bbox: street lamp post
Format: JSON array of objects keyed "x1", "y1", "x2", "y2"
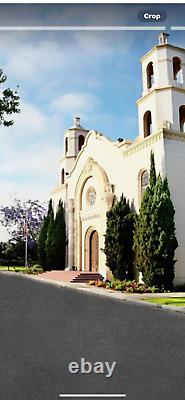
[
  {"x1": 25, "y1": 222, "x2": 28, "y2": 268},
  {"x1": 23, "y1": 212, "x2": 28, "y2": 268}
]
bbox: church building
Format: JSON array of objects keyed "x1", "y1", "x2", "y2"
[{"x1": 52, "y1": 33, "x2": 185, "y2": 285}]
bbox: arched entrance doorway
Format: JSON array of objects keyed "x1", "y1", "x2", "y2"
[
  {"x1": 89, "y1": 230, "x2": 99, "y2": 272},
  {"x1": 84, "y1": 228, "x2": 99, "y2": 272}
]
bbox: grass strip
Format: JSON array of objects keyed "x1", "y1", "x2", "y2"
[{"x1": 143, "y1": 297, "x2": 185, "y2": 306}]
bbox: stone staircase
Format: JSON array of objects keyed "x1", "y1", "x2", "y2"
[
  {"x1": 36, "y1": 270, "x2": 103, "y2": 284},
  {"x1": 71, "y1": 272, "x2": 103, "y2": 283}
]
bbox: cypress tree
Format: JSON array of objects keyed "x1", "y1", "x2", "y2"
[
  {"x1": 134, "y1": 152, "x2": 178, "y2": 290},
  {"x1": 149, "y1": 151, "x2": 156, "y2": 188},
  {"x1": 148, "y1": 176, "x2": 178, "y2": 290},
  {"x1": 53, "y1": 200, "x2": 66, "y2": 269},
  {"x1": 45, "y1": 202, "x2": 55, "y2": 270},
  {"x1": 38, "y1": 199, "x2": 53, "y2": 270},
  {"x1": 133, "y1": 186, "x2": 152, "y2": 281},
  {"x1": 104, "y1": 194, "x2": 135, "y2": 280},
  {"x1": 134, "y1": 151, "x2": 156, "y2": 281}
]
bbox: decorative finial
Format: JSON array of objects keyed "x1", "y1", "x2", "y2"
[
  {"x1": 158, "y1": 32, "x2": 169, "y2": 45},
  {"x1": 69, "y1": 116, "x2": 84, "y2": 130},
  {"x1": 74, "y1": 116, "x2": 81, "y2": 127}
]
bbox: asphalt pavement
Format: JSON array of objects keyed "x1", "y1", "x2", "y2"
[{"x1": 0, "y1": 273, "x2": 185, "y2": 400}]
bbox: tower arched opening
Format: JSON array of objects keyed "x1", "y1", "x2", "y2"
[
  {"x1": 65, "y1": 137, "x2": 68, "y2": 154},
  {"x1": 78, "y1": 135, "x2": 85, "y2": 151},
  {"x1": 146, "y1": 62, "x2": 154, "y2": 89},
  {"x1": 61, "y1": 168, "x2": 65, "y2": 185},
  {"x1": 179, "y1": 105, "x2": 185, "y2": 132},
  {"x1": 143, "y1": 111, "x2": 152, "y2": 137},
  {"x1": 173, "y1": 57, "x2": 183, "y2": 84}
]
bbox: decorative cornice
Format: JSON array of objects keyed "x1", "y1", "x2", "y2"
[
  {"x1": 80, "y1": 208, "x2": 100, "y2": 221},
  {"x1": 137, "y1": 85, "x2": 185, "y2": 104},
  {"x1": 140, "y1": 43, "x2": 185, "y2": 63},
  {"x1": 163, "y1": 129, "x2": 185, "y2": 141},
  {"x1": 123, "y1": 130, "x2": 163, "y2": 157},
  {"x1": 123, "y1": 129, "x2": 185, "y2": 157}
]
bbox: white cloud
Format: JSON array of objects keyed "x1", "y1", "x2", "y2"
[
  {"x1": 5, "y1": 40, "x2": 69, "y2": 81},
  {"x1": 0, "y1": 99, "x2": 62, "y2": 193},
  {"x1": 0, "y1": 143, "x2": 61, "y2": 177},
  {"x1": 12, "y1": 101, "x2": 48, "y2": 136},
  {"x1": 0, "y1": 93, "x2": 64, "y2": 142},
  {"x1": 0, "y1": 179, "x2": 51, "y2": 206},
  {"x1": 0, "y1": 99, "x2": 52, "y2": 143},
  {"x1": 51, "y1": 92, "x2": 99, "y2": 115},
  {"x1": 2, "y1": 29, "x2": 135, "y2": 86},
  {"x1": 73, "y1": 30, "x2": 134, "y2": 57}
]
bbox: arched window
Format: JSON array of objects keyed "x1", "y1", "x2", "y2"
[
  {"x1": 173, "y1": 57, "x2": 183, "y2": 84},
  {"x1": 65, "y1": 137, "x2": 68, "y2": 154},
  {"x1": 179, "y1": 105, "x2": 185, "y2": 132},
  {"x1": 147, "y1": 62, "x2": 154, "y2": 89},
  {"x1": 143, "y1": 111, "x2": 152, "y2": 137},
  {"x1": 61, "y1": 168, "x2": 65, "y2": 185},
  {"x1": 141, "y1": 170, "x2": 149, "y2": 197},
  {"x1": 78, "y1": 135, "x2": 84, "y2": 151}
]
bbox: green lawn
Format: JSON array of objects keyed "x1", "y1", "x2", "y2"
[
  {"x1": 0, "y1": 266, "x2": 44, "y2": 275},
  {"x1": 0, "y1": 266, "x2": 26, "y2": 271},
  {"x1": 143, "y1": 297, "x2": 185, "y2": 306}
]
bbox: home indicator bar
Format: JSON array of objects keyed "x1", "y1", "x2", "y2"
[{"x1": 59, "y1": 395, "x2": 126, "y2": 398}]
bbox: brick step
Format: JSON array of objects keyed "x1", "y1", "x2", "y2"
[{"x1": 71, "y1": 272, "x2": 103, "y2": 283}]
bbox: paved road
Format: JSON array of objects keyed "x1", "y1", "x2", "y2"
[{"x1": 0, "y1": 274, "x2": 185, "y2": 400}]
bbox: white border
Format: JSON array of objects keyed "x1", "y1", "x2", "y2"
[
  {"x1": 0, "y1": 26, "x2": 166, "y2": 31},
  {"x1": 0, "y1": 0, "x2": 183, "y2": 4},
  {"x1": 171, "y1": 27, "x2": 185, "y2": 30}
]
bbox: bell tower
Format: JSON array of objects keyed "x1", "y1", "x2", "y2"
[
  {"x1": 64, "y1": 117, "x2": 89, "y2": 173},
  {"x1": 59, "y1": 117, "x2": 89, "y2": 186},
  {"x1": 137, "y1": 33, "x2": 185, "y2": 138}
]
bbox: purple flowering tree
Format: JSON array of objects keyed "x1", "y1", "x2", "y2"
[{"x1": 0, "y1": 199, "x2": 47, "y2": 244}]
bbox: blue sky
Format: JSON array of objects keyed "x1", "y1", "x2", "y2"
[{"x1": 0, "y1": 3, "x2": 185, "y2": 240}]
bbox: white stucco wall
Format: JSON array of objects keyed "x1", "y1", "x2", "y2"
[
  {"x1": 67, "y1": 130, "x2": 164, "y2": 210},
  {"x1": 121, "y1": 133, "x2": 165, "y2": 211}
]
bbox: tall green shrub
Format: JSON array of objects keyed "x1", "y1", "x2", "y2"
[
  {"x1": 53, "y1": 200, "x2": 66, "y2": 269},
  {"x1": 134, "y1": 152, "x2": 178, "y2": 290},
  {"x1": 104, "y1": 194, "x2": 135, "y2": 280},
  {"x1": 149, "y1": 151, "x2": 156, "y2": 188},
  {"x1": 133, "y1": 152, "x2": 156, "y2": 280},
  {"x1": 45, "y1": 204, "x2": 55, "y2": 270},
  {"x1": 133, "y1": 187, "x2": 152, "y2": 281},
  {"x1": 38, "y1": 199, "x2": 53, "y2": 270},
  {"x1": 148, "y1": 176, "x2": 178, "y2": 290}
]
